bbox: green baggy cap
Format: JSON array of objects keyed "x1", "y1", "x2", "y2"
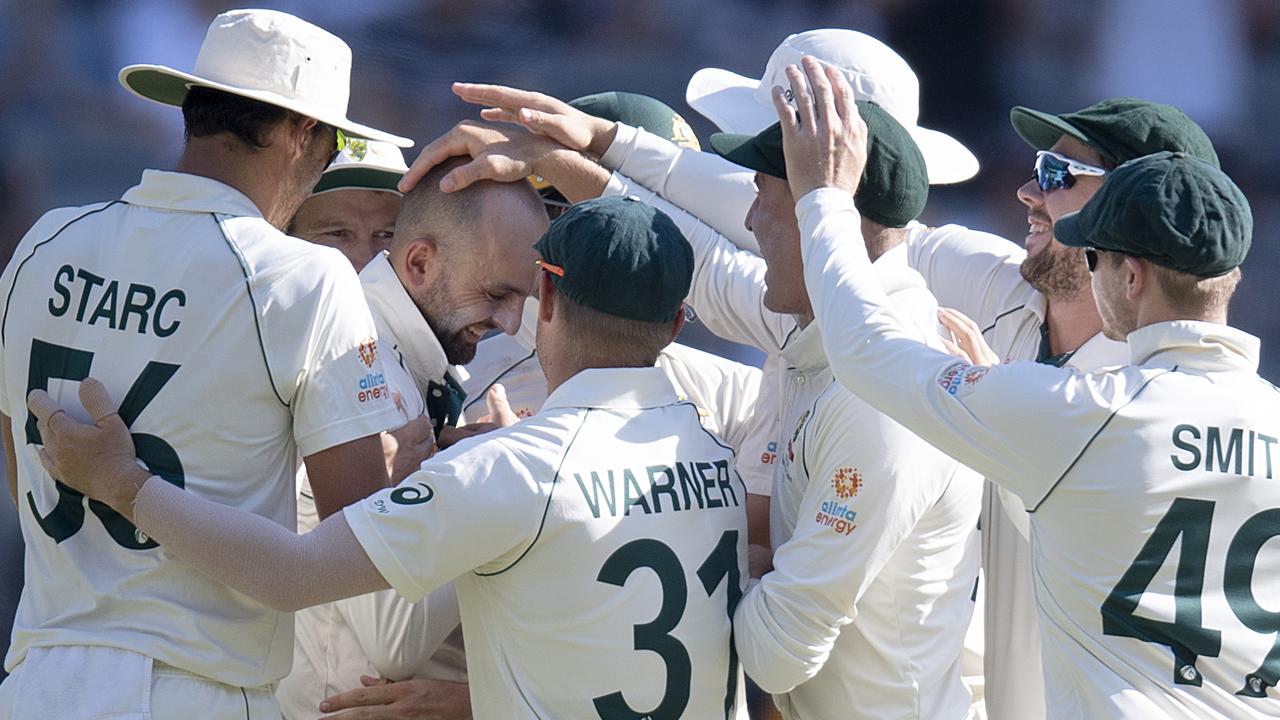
[
  {"x1": 1055, "y1": 151, "x2": 1251, "y2": 278},
  {"x1": 707, "y1": 100, "x2": 928, "y2": 228},
  {"x1": 570, "y1": 91, "x2": 701, "y2": 151},
  {"x1": 534, "y1": 196, "x2": 693, "y2": 323},
  {"x1": 1010, "y1": 97, "x2": 1219, "y2": 168}
]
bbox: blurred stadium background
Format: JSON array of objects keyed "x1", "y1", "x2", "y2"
[{"x1": 2, "y1": 0, "x2": 1278, "y2": 681}]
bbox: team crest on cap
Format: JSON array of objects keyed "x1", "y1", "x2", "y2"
[
  {"x1": 671, "y1": 115, "x2": 701, "y2": 151},
  {"x1": 358, "y1": 338, "x2": 378, "y2": 368},
  {"x1": 833, "y1": 467, "x2": 862, "y2": 499}
]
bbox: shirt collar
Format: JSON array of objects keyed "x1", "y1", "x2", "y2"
[
  {"x1": 360, "y1": 252, "x2": 454, "y2": 396},
  {"x1": 121, "y1": 170, "x2": 264, "y2": 218},
  {"x1": 1126, "y1": 320, "x2": 1260, "y2": 372},
  {"x1": 513, "y1": 297, "x2": 539, "y2": 353},
  {"x1": 542, "y1": 367, "x2": 678, "y2": 411}
]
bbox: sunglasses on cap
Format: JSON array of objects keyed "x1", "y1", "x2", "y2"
[
  {"x1": 327, "y1": 129, "x2": 369, "y2": 167},
  {"x1": 1034, "y1": 150, "x2": 1106, "y2": 192}
]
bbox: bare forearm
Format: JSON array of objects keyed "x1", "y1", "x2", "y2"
[{"x1": 132, "y1": 477, "x2": 388, "y2": 611}]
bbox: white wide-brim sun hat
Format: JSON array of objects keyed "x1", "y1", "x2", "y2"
[
  {"x1": 119, "y1": 9, "x2": 412, "y2": 148},
  {"x1": 687, "y1": 29, "x2": 978, "y2": 184}
]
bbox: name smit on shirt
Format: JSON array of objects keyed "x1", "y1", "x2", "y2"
[
  {"x1": 49, "y1": 265, "x2": 185, "y2": 336},
  {"x1": 574, "y1": 459, "x2": 739, "y2": 518},
  {"x1": 1171, "y1": 424, "x2": 1278, "y2": 478}
]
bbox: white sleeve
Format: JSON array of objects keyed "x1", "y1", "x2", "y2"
[
  {"x1": 795, "y1": 189, "x2": 1138, "y2": 507},
  {"x1": 264, "y1": 250, "x2": 400, "y2": 457},
  {"x1": 132, "y1": 476, "x2": 388, "y2": 612},
  {"x1": 600, "y1": 123, "x2": 760, "y2": 253},
  {"x1": 336, "y1": 583, "x2": 461, "y2": 681},
  {"x1": 734, "y1": 390, "x2": 954, "y2": 693},
  {"x1": 602, "y1": 173, "x2": 795, "y2": 353},
  {"x1": 903, "y1": 224, "x2": 1033, "y2": 328},
  {"x1": 344, "y1": 436, "x2": 545, "y2": 603}
]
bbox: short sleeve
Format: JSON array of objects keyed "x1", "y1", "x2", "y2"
[
  {"x1": 344, "y1": 437, "x2": 545, "y2": 602},
  {"x1": 266, "y1": 249, "x2": 400, "y2": 456}
]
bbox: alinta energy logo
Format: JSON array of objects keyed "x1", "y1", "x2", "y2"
[
  {"x1": 355, "y1": 338, "x2": 388, "y2": 404},
  {"x1": 815, "y1": 466, "x2": 861, "y2": 536}
]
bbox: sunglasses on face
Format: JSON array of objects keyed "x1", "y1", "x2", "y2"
[
  {"x1": 1084, "y1": 248, "x2": 1098, "y2": 272},
  {"x1": 1034, "y1": 150, "x2": 1107, "y2": 192}
]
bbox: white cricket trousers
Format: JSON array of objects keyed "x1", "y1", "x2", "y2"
[{"x1": 0, "y1": 646, "x2": 280, "y2": 719}]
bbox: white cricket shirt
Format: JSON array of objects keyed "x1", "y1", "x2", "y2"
[
  {"x1": 799, "y1": 188, "x2": 1280, "y2": 720},
  {"x1": 280, "y1": 251, "x2": 466, "y2": 719},
  {"x1": 600, "y1": 165, "x2": 981, "y2": 718},
  {"x1": 0, "y1": 170, "x2": 400, "y2": 686},
  {"x1": 464, "y1": 298, "x2": 775, "y2": 495},
  {"x1": 346, "y1": 366, "x2": 749, "y2": 719},
  {"x1": 905, "y1": 223, "x2": 1128, "y2": 720}
]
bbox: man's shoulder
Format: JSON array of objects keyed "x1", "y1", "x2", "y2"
[{"x1": 658, "y1": 342, "x2": 761, "y2": 384}]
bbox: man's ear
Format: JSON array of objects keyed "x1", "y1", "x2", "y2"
[
  {"x1": 285, "y1": 116, "x2": 321, "y2": 161},
  {"x1": 401, "y1": 236, "x2": 440, "y2": 288},
  {"x1": 668, "y1": 305, "x2": 687, "y2": 344},
  {"x1": 538, "y1": 272, "x2": 556, "y2": 323},
  {"x1": 1124, "y1": 256, "x2": 1146, "y2": 301}
]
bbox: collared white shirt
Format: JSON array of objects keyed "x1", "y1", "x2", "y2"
[
  {"x1": 281, "y1": 252, "x2": 466, "y2": 719},
  {"x1": 463, "y1": 298, "x2": 775, "y2": 495},
  {"x1": 799, "y1": 187, "x2": 1280, "y2": 720},
  {"x1": 905, "y1": 222, "x2": 1129, "y2": 720},
  {"x1": 346, "y1": 367, "x2": 749, "y2": 719},
  {"x1": 0, "y1": 170, "x2": 399, "y2": 687}
]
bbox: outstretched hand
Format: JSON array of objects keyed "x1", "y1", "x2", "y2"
[
  {"x1": 938, "y1": 308, "x2": 1001, "y2": 366},
  {"x1": 319, "y1": 675, "x2": 471, "y2": 719},
  {"x1": 26, "y1": 378, "x2": 150, "y2": 518},
  {"x1": 451, "y1": 82, "x2": 617, "y2": 158},
  {"x1": 772, "y1": 56, "x2": 868, "y2": 200}
]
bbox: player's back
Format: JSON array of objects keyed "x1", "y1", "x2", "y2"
[
  {"x1": 0, "y1": 172, "x2": 389, "y2": 687},
  {"x1": 1032, "y1": 324, "x2": 1280, "y2": 718},
  {"x1": 458, "y1": 380, "x2": 748, "y2": 718}
]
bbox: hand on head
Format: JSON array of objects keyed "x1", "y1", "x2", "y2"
[
  {"x1": 398, "y1": 83, "x2": 617, "y2": 196},
  {"x1": 772, "y1": 56, "x2": 869, "y2": 200}
]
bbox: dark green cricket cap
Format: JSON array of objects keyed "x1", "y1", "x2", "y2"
[
  {"x1": 569, "y1": 91, "x2": 701, "y2": 151},
  {"x1": 1055, "y1": 152, "x2": 1251, "y2": 278},
  {"x1": 1010, "y1": 98, "x2": 1219, "y2": 167},
  {"x1": 534, "y1": 195, "x2": 693, "y2": 323},
  {"x1": 707, "y1": 101, "x2": 928, "y2": 228}
]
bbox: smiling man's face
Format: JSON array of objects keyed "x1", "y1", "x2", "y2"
[{"x1": 1015, "y1": 136, "x2": 1108, "y2": 299}]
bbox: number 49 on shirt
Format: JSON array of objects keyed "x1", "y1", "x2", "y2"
[{"x1": 1102, "y1": 497, "x2": 1280, "y2": 698}]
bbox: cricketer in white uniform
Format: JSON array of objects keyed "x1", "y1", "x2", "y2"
[
  {"x1": 0, "y1": 9, "x2": 411, "y2": 718},
  {"x1": 467, "y1": 91, "x2": 776, "y2": 520},
  {"x1": 903, "y1": 97, "x2": 1221, "y2": 719},
  {"x1": 433, "y1": 77, "x2": 981, "y2": 718},
  {"x1": 30, "y1": 196, "x2": 751, "y2": 720},
  {"x1": 280, "y1": 142, "x2": 483, "y2": 719},
  {"x1": 784, "y1": 58, "x2": 1277, "y2": 719},
  {"x1": 584, "y1": 102, "x2": 979, "y2": 716}
]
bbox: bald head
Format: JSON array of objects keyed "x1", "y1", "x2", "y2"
[{"x1": 393, "y1": 156, "x2": 544, "y2": 256}]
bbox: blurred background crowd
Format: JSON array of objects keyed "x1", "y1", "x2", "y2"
[{"x1": 2, "y1": 0, "x2": 1279, "y2": 676}]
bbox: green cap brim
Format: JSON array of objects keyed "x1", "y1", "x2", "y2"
[
  {"x1": 313, "y1": 167, "x2": 403, "y2": 195},
  {"x1": 1010, "y1": 106, "x2": 1094, "y2": 153},
  {"x1": 1052, "y1": 210, "x2": 1090, "y2": 249},
  {"x1": 708, "y1": 131, "x2": 787, "y2": 179}
]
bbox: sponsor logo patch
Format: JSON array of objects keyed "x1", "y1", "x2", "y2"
[
  {"x1": 937, "y1": 361, "x2": 970, "y2": 396},
  {"x1": 815, "y1": 500, "x2": 857, "y2": 536},
  {"x1": 357, "y1": 338, "x2": 378, "y2": 368},
  {"x1": 962, "y1": 365, "x2": 990, "y2": 387},
  {"x1": 357, "y1": 371, "x2": 389, "y2": 404},
  {"x1": 833, "y1": 467, "x2": 862, "y2": 499}
]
